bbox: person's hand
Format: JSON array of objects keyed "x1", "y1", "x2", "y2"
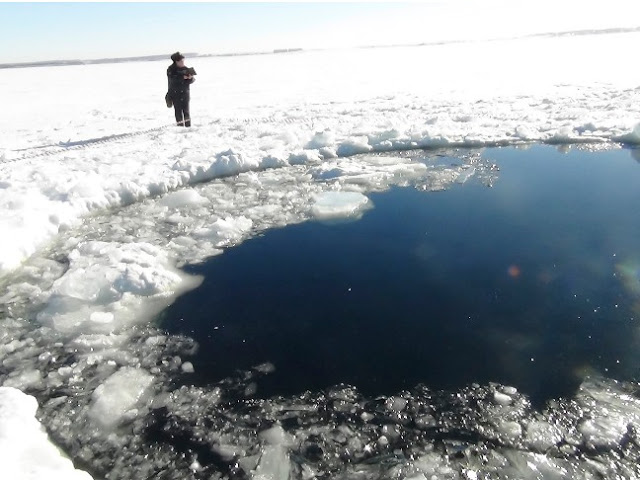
[{"x1": 183, "y1": 74, "x2": 190, "y2": 80}]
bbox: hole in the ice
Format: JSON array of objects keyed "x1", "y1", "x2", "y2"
[{"x1": 159, "y1": 146, "x2": 640, "y2": 407}]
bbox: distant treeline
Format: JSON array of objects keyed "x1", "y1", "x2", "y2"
[
  {"x1": 0, "y1": 53, "x2": 198, "y2": 70},
  {"x1": 0, "y1": 48, "x2": 305, "y2": 70}
]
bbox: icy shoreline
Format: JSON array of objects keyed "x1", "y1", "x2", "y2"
[{"x1": 1, "y1": 94, "x2": 638, "y2": 277}]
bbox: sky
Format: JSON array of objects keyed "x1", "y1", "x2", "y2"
[{"x1": 1, "y1": 1, "x2": 640, "y2": 63}]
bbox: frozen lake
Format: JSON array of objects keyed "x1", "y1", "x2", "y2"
[{"x1": 1, "y1": 29, "x2": 640, "y2": 480}]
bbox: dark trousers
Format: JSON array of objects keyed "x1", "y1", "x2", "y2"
[{"x1": 173, "y1": 95, "x2": 191, "y2": 127}]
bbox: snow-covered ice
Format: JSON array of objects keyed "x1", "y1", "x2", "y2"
[{"x1": 0, "y1": 387, "x2": 93, "y2": 480}]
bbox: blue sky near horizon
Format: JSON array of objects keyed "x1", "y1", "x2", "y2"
[
  {"x1": 2, "y1": 1, "x2": 639, "y2": 64},
  {"x1": 1, "y1": 3, "x2": 402, "y2": 62}
]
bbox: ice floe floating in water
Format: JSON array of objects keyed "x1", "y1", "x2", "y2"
[{"x1": 311, "y1": 191, "x2": 371, "y2": 220}]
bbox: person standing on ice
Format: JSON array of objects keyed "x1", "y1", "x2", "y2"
[{"x1": 167, "y1": 52, "x2": 196, "y2": 127}]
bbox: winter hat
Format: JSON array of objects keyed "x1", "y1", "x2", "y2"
[{"x1": 171, "y1": 52, "x2": 185, "y2": 62}]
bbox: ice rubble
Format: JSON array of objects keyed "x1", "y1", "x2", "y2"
[
  {"x1": 0, "y1": 387, "x2": 93, "y2": 480},
  {"x1": 33, "y1": 369, "x2": 640, "y2": 479},
  {"x1": 36, "y1": 241, "x2": 202, "y2": 335}
]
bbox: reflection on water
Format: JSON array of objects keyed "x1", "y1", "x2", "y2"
[{"x1": 161, "y1": 146, "x2": 640, "y2": 406}]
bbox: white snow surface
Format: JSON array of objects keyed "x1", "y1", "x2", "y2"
[
  {"x1": 1, "y1": 33, "x2": 639, "y2": 276},
  {"x1": 0, "y1": 387, "x2": 93, "y2": 480}
]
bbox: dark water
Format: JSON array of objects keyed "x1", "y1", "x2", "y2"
[{"x1": 160, "y1": 146, "x2": 640, "y2": 406}]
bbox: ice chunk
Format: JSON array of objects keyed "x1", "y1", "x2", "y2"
[
  {"x1": 0, "y1": 387, "x2": 93, "y2": 480},
  {"x1": 311, "y1": 192, "x2": 371, "y2": 220},
  {"x1": 253, "y1": 445, "x2": 290, "y2": 480},
  {"x1": 617, "y1": 123, "x2": 640, "y2": 145},
  {"x1": 159, "y1": 189, "x2": 209, "y2": 208},
  {"x1": 456, "y1": 166, "x2": 476, "y2": 184},
  {"x1": 253, "y1": 425, "x2": 292, "y2": 479},
  {"x1": 213, "y1": 216, "x2": 253, "y2": 242},
  {"x1": 336, "y1": 137, "x2": 373, "y2": 157},
  {"x1": 259, "y1": 425, "x2": 291, "y2": 446},
  {"x1": 576, "y1": 377, "x2": 640, "y2": 450},
  {"x1": 463, "y1": 471, "x2": 479, "y2": 480},
  {"x1": 213, "y1": 444, "x2": 243, "y2": 462},
  {"x1": 493, "y1": 391, "x2": 513, "y2": 406},
  {"x1": 288, "y1": 150, "x2": 321, "y2": 165},
  {"x1": 89, "y1": 367, "x2": 154, "y2": 428},
  {"x1": 305, "y1": 130, "x2": 336, "y2": 150},
  {"x1": 578, "y1": 418, "x2": 628, "y2": 449},
  {"x1": 89, "y1": 311, "x2": 114, "y2": 324},
  {"x1": 360, "y1": 412, "x2": 374, "y2": 422},
  {"x1": 500, "y1": 450, "x2": 574, "y2": 479},
  {"x1": 2, "y1": 369, "x2": 43, "y2": 390},
  {"x1": 525, "y1": 420, "x2": 561, "y2": 451},
  {"x1": 254, "y1": 362, "x2": 276, "y2": 374},
  {"x1": 181, "y1": 362, "x2": 194, "y2": 373},
  {"x1": 498, "y1": 420, "x2": 523, "y2": 439},
  {"x1": 386, "y1": 396, "x2": 408, "y2": 412}
]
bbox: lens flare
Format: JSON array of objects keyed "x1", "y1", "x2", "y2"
[
  {"x1": 616, "y1": 261, "x2": 640, "y2": 297},
  {"x1": 507, "y1": 265, "x2": 521, "y2": 278}
]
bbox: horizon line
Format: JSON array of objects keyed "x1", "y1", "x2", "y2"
[{"x1": 2, "y1": 25, "x2": 639, "y2": 70}]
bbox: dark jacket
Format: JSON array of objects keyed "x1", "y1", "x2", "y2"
[{"x1": 167, "y1": 64, "x2": 195, "y2": 99}]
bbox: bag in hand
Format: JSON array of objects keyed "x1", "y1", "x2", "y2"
[{"x1": 165, "y1": 93, "x2": 173, "y2": 108}]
